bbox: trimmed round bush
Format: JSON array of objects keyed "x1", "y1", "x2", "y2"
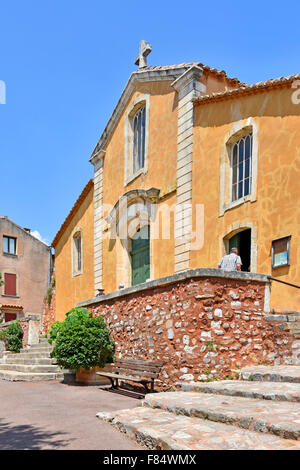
[{"x1": 48, "y1": 307, "x2": 114, "y2": 371}]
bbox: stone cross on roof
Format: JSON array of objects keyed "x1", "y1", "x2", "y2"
[{"x1": 135, "y1": 40, "x2": 152, "y2": 68}]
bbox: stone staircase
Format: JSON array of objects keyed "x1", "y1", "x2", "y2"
[
  {"x1": 97, "y1": 365, "x2": 300, "y2": 450},
  {"x1": 265, "y1": 311, "x2": 300, "y2": 340},
  {"x1": 0, "y1": 337, "x2": 72, "y2": 382}
]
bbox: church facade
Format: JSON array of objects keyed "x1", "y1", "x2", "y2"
[{"x1": 52, "y1": 42, "x2": 300, "y2": 320}]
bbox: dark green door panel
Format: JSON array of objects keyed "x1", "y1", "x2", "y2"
[{"x1": 131, "y1": 226, "x2": 150, "y2": 286}]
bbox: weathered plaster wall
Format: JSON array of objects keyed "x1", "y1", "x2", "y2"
[
  {"x1": 0, "y1": 218, "x2": 50, "y2": 316},
  {"x1": 79, "y1": 270, "x2": 297, "y2": 391},
  {"x1": 54, "y1": 186, "x2": 94, "y2": 321},
  {"x1": 192, "y1": 87, "x2": 300, "y2": 311}
]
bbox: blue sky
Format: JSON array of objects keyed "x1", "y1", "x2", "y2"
[{"x1": 0, "y1": 0, "x2": 299, "y2": 244}]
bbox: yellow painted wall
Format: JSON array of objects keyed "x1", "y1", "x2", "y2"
[
  {"x1": 54, "y1": 185, "x2": 94, "y2": 321},
  {"x1": 192, "y1": 87, "x2": 300, "y2": 310},
  {"x1": 101, "y1": 81, "x2": 178, "y2": 293}
]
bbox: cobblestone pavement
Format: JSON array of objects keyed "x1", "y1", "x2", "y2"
[
  {"x1": 97, "y1": 407, "x2": 300, "y2": 450},
  {"x1": 0, "y1": 380, "x2": 141, "y2": 450}
]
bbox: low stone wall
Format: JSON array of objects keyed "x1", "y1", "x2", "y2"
[{"x1": 78, "y1": 269, "x2": 297, "y2": 391}]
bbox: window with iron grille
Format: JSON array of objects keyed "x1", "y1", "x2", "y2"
[
  {"x1": 132, "y1": 106, "x2": 146, "y2": 174},
  {"x1": 231, "y1": 133, "x2": 252, "y2": 202}
]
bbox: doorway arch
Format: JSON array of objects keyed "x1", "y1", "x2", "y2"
[{"x1": 222, "y1": 223, "x2": 257, "y2": 273}]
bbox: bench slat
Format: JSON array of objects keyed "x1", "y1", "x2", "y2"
[
  {"x1": 113, "y1": 367, "x2": 158, "y2": 379},
  {"x1": 115, "y1": 362, "x2": 160, "y2": 373},
  {"x1": 96, "y1": 372, "x2": 152, "y2": 383},
  {"x1": 116, "y1": 358, "x2": 164, "y2": 367}
]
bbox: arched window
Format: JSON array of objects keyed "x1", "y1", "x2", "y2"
[
  {"x1": 231, "y1": 133, "x2": 252, "y2": 202},
  {"x1": 132, "y1": 106, "x2": 146, "y2": 174},
  {"x1": 72, "y1": 231, "x2": 82, "y2": 275}
]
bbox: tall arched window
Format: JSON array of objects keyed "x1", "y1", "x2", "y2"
[
  {"x1": 132, "y1": 106, "x2": 146, "y2": 174},
  {"x1": 231, "y1": 133, "x2": 252, "y2": 202},
  {"x1": 72, "y1": 231, "x2": 82, "y2": 275}
]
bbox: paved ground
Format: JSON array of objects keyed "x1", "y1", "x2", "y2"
[{"x1": 0, "y1": 379, "x2": 141, "y2": 450}]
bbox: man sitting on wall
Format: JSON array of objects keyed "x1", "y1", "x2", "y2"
[{"x1": 218, "y1": 247, "x2": 242, "y2": 272}]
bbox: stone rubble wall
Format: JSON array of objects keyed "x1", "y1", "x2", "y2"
[
  {"x1": 42, "y1": 287, "x2": 56, "y2": 334},
  {"x1": 87, "y1": 276, "x2": 296, "y2": 391}
]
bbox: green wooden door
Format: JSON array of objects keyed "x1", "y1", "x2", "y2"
[
  {"x1": 229, "y1": 233, "x2": 240, "y2": 253},
  {"x1": 131, "y1": 226, "x2": 150, "y2": 286}
]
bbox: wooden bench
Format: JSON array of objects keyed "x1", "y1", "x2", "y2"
[{"x1": 96, "y1": 358, "x2": 164, "y2": 393}]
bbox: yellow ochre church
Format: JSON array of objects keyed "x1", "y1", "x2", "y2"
[{"x1": 51, "y1": 41, "x2": 300, "y2": 321}]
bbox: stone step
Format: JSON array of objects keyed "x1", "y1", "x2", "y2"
[
  {"x1": 3, "y1": 356, "x2": 57, "y2": 365},
  {"x1": 270, "y1": 310, "x2": 300, "y2": 318},
  {"x1": 96, "y1": 407, "x2": 300, "y2": 450},
  {"x1": 0, "y1": 363, "x2": 61, "y2": 373},
  {"x1": 0, "y1": 370, "x2": 65, "y2": 382},
  {"x1": 30, "y1": 340, "x2": 52, "y2": 346},
  {"x1": 39, "y1": 337, "x2": 50, "y2": 343},
  {"x1": 180, "y1": 380, "x2": 300, "y2": 402},
  {"x1": 265, "y1": 314, "x2": 300, "y2": 322},
  {"x1": 3, "y1": 352, "x2": 53, "y2": 360},
  {"x1": 239, "y1": 366, "x2": 300, "y2": 383},
  {"x1": 21, "y1": 346, "x2": 53, "y2": 353},
  {"x1": 143, "y1": 391, "x2": 300, "y2": 440}
]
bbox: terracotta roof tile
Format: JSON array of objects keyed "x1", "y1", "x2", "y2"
[
  {"x1": 140, "y1": 62, "x2": 243, "y2": 84},
  {"x1": 0, "y1": 304, "x2": 23, "y2": 310},
  {"x1": 194, "y1": 73, "x2": 300, "y2": 104}
]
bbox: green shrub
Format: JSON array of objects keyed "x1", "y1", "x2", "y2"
[
  {"x1": 48, "y1": 307, "x2": 114, "y2": 371},
  {"x1": 0, "y1": 321, "x2": 24, "y2": 352}
]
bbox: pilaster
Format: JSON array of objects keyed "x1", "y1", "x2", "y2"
[
  {"x1": 91, "y1": 150, "x2": 105, "y2": 294},
  {"x1": 171, "y1": 66, "x2": 206, "y2": 272}
]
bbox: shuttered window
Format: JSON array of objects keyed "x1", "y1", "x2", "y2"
[{"x1": 4, "y1": 273, "x2": 17, "y2": 296}]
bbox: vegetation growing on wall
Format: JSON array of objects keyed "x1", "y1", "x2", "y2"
[{"x1": 46, "y1": 277, "x2": 56, "y2": 305}]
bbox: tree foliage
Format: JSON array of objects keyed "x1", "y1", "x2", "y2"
[{"x1": 48, "y1": 307, "x2": 114, "y2": 370}]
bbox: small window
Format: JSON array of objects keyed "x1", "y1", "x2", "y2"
[
  {"x1": 3, "y1": 236, "x2": 16, "y2": 255},
  {"x1": 4, "y1": 273, "x2": 17, "y2": 296},
  {"x1": 272, "y1": 236, "x2": 291, "y2": 268},
  {"x1": 73, "y1": 232, "x2": 82, "y2": 274},
  {"x1": 231, "y1": 133, "x2": 252, "y2": 202},
  {"x1": 132, "y1": 106, "x2": 146, "y2": 174}
]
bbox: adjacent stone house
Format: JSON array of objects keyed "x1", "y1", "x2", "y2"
[
  {"x1": 51, "y1": 42, "x2": 300, "y2": 321},
  {"x1": 0, "y1": 216, "x2": 51, "y2": 322}
]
